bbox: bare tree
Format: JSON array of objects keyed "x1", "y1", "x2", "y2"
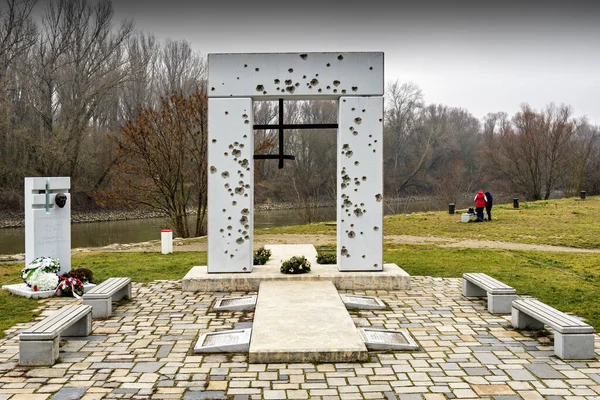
[
  {"x1": 483, "y1": 104, "x2": 575, "y2": 200},
  {"x1": 112, "y1": 90, "x2": 208, "y2": 237}
]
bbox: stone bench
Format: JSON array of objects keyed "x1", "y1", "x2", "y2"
[
  {"x1": 83, "y1": 277, "x2": 131, "y2": 319},
  {"x1": 512, "y1": 298, "x2": 595, "y2": 360},
  {"x1": 462, "y1": 273, "x2": 516, "y2": 314},
  {"x1": 20, "y1": 304, "x2": 92, "y2": 366}
]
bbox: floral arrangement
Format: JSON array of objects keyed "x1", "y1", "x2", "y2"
[
  {"x1": 65, "y1": 268, "x2": 94, "y2": 284},
  {"x1": 253, "y1": 247, "x2": 272, "y2": 266},
  {"x1": 21, "y1": 257, "x2": 60, "y2": 291},
  {"x1": 280, "y1": 256, "x2": 311, "y2": 274},
  {"x1": 317, "y1": 252, "x2": 336, "y2": 264},
  {"x1": 55, "y1": 275, "x2": 84, "y2": 298}
]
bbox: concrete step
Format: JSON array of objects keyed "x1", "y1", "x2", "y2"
[{"x1": 249, "y1": 280, "x2": 369, "y2": 363}]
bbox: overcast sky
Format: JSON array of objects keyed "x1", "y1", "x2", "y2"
[{"x1": 36, "y1": 0, "x2": 600, "y2": 124}]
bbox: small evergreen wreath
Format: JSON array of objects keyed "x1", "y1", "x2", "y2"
[{"x1": 280, "y1": 256, "x2": 311, "y2": 274}]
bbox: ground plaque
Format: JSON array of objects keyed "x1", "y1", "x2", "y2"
[
  {"x1": 340, "y1": 294, "x2": 386, "y2": 310},
  {"x1": 194, "y1": 328, "x2": 251, "y2": 353},
  {"x1": 213, "y1": 295, "x2": 257, "y2": 311},
  {"x1": 359, "y1": 327, "x2": 419, "y2": 351}
]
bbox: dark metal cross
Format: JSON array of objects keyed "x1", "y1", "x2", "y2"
[{"x1": 253, "y1": 98, "x2": 338, "y2": 169}]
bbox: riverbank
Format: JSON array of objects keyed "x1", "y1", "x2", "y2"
[{"x1": 0, "y1": 195, "x2": 444, "y2": 229}]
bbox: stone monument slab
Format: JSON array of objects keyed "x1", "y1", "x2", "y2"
[
  {"x1": 213, "y1": 295, "x2": 257, "y2": 311},
  {"x1": 359, "y1": 327, "x2": 419, "y2": 351},
  {"x1": 25, "y1": 177, "x2": 71, "y2": 275},
  {"x1": 340, "y1": 294, "x2": 386, "y2": 310},
  {"x1": 194, "y1": 328, "x2": 251, "y2": 353}
]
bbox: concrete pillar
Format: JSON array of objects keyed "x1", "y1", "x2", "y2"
[
  {"x1": 207, "y1": 98, "x2": 254, "y2": 273},
  {"x1": 337, "y1": 96, "x2": 383, "y2": 271}
]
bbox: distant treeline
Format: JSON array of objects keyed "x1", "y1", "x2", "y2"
[{"x1": 1, "y1": 0, "x2": 599, "y2": 235}]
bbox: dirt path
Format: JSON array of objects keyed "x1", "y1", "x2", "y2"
[
  {"x1": 93, "y1": 234, "x2": 600, "y2": 254},
  {"x1": 2, "y1": 233, "x2": 598, "y2": 263}
]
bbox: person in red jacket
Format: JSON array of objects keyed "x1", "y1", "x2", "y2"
[{"x1": 474, "y1": 190, "x2": 488, "y2": 222}]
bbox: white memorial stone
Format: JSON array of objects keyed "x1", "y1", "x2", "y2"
[
  {"x1": 213, "y1": 295, "x2": 257, "y2": 311},
  {"x1": 194, "y1": 328, "x2": 251, "y2": 353},
  {"x1": 24, "y1": 177, "x2": 71, "y2": 275},
  {"x1": 359, "y1": 328, "x2": 419, "y2": 351},
  {"x1": 340, "y1": 294, "x2": 386, "y2": 310}
]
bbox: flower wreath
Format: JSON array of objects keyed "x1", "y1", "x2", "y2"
[{"x1": 20, "y1": 257, "x2": 60, "y2": 291}]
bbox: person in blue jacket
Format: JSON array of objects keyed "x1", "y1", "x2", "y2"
[{"x1": 484, "y1": 191, "x2": 493, "y2": 221}]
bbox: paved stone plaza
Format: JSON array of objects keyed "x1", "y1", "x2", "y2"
[{"x1": 0, "y1": 277, "x2": 599, "y2": 399}]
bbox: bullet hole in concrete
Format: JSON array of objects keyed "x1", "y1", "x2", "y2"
[
  {"x1": 277, "y1": 87, "x2": 281, "y2": 90},
  {"x1": 244, "y1": 194, "x2": 248, "y2": 197},
  {"x1": 222, "y1": 209, "x2": 226, "y2": 212},
  {"x1": 244, "y1": 64, "x2": 248, "y2": 67},
  {"x1": 354, "y1": 117, "x2": 362, "y2": 125},
  {"x1": 373, "y1": 264, "x2": 378, "y2": 268},
  {"x1": 285, "y1": 79, "x2": 292, "y2": 85},
  {"x1": 228, "y1": 216, "x2": 232, "y2": 220},
  {"x1": 227, "y1": 225, "x2": 232, "y2": 230},
  {"x1": 379, "y1": 118, "x2": 383, "y2": 122},
  {"x1": 333, "y1": 80, "x2": 341, "y2": 87},
  {"x1": 212, "y1": 139, "x2": 217, "y2": 144},
  {"x1": 274, "y1": 79, "x2": 280, "y2": 84},
  {"x1": 210, "y1": 166, "x2": 217, "y2": 173},
  {"x1": 295, "y1": 82, "x2": 300, "y2": 87},
  {"x1": 228, "y1": 144, "x2": 234, "y2": 149},
  {"x1": 369, "y1": 66, "x2": 373, "y2": 70},
  {"x1": 232, "y1": 201, "x2": 237, "y2": 206},
  {"x1": 369, "y1": 134, "x2": 373, "y2": 138},
  {"x1": 255, "y1": 68, "x2": 259, "y2": 71},
  {"x1": 353, "y1": 131, "x2": 358, "y2": 136},
  {"x1": 373, "y1": 149, "x2": 376, "y2": 153},
  {"x1": 211, "y1": 87, "x2": 215, "y2": 91},
  {"x1": 310, "y1": 78, "x2": 319, "y2": 86},
  {"x1": 326, "y1": 63, "x2": 331, "y2": 67},
  {"x1": 237, "y1": 77, "x2": 240, "y2": 80},
  {"x1": 352, "y1": 108, "x2": 356, "y2": 111},
  {"x1": 348, "y1": 231, "x2": 355, "y2": 238},
  {"x1": 354, "y1": 208, "x2": 363, "y2": 217},
  {"x1": 288, "y1": 68, "x2": 294, "y2": 73},
  {"x1": 263, "y1": 91, "x2": 267, "y2": 95},
  {"x1": 236, "y1": 237, "x2": 244, "y2": 245},
  {"x1": 232, "y1": 149, "x2": 241, "y2": 157},
  {"x1": 368, "y1": 143, "x2": 372, "y2": 147},
  {"x1": 374, "y1": 140, "x2": 378, "y2": 143},
  {"x1": 338, "y1": 54, "x2": 344, "y2": 60},
  {"x1": 326, "y1": 86, "x2": 331, "y2": 90},
  {"x1": 300, "y1": 53, "x2": 308, "y2": 60},
  {"x1": 235, "y1": 187, "x2": 244, "y2": 195},
  {"x1": 281, "y1": 89, "x2": 285, "y2": 93},
  {"x1": 346, "y1": 151, "x2": 353, "y2": 158},
  {"x1": 342, "y1": 144, "x2": 350, "y2": 150},
  {"x1": 219, "y1": 229, "x2": 224, "y2": 233},
  {"x1": 342, "y1": 90, "x2": 347, "y2": 94},
  {"x1": 374, "y1": 226, "x2": 379, "y2": 231},
  {"x1": 362, "y1": 109, "x2": 366, "y2": 113},
  {"x1": 240, "y1": 159, "x2": 249, "y2": 168},
  {"x1": 318, "y1": 89, "x2": 322, "y2": 93},
  {"x1": 362, "y1": 255, "x2": 366, "y2": 258},
  {"x1": 303, "y1": 75, "x2": 307, "y2": 79},
  {"x1": 343, "y1": 99, "x2": 346, "y2": 102},
  {"x1": 350, "y1": 223, "x2": 354, "y2": 227},
  {"x1": 375, "y1": 194, "x2": 382, "y2": 202},
  {"x1": 230, "y1": 254, "x2": 234, "y2": 258},
  {"x1": 354, "y1": 161, "x2": 360, "y2": 166},
  {"x1": 224, "y1": 111, "x2": 229, "y2": 115},
  {"x1": 333, "y1": 89, "x2": 337, "y2": 93},
  {"x1": 224, "y1": 152, "x2": 228, "y2": 156},
  {"x1": 362, "y1": 176, "x2": 367, "y2": 181},
  {"x1": 256, "y1": 85, "x2": 264, "y2": 92},
  {"x1": 352, "y1": 86, "x2": 358, "y2": 92},
  {"x1": 225, "y1": 183, "x2": 230, "y2": 188},
  {"x1": 221, "y1": 171, "x2": 229, "y2": 178},
  {"x1": 340, "y1": 247, "x2": 348, "y2": 256},
  {"x1": 244, "y1": 120, "x2": 250, "y2": 124},
  {"x1": 286, "y1": 86, "x2": 295, "y2": 94}
]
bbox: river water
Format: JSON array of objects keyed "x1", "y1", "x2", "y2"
[{"x1": 0, "y1": 197, "x2": 475, "y2": 255}]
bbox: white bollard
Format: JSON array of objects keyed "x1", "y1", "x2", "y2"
[{"x1": 161, "y1": 229, "x2": 173, "y2": 254}]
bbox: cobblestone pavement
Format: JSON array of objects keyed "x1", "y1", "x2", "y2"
[{"x1": 0, "y1": 277, "x2": 599, "y2": 399}]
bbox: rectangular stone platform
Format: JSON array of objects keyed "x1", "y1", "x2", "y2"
[
  {"x1": 249, "y1": 281, "x2": 368, "y2": 363},
  {"x1": 182, "y1": 263, "x2": 409, "y2": 292}
]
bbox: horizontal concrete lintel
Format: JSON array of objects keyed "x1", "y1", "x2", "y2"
[{"x1": 209, "y1": 52, "x2": 383, "y2": 98}]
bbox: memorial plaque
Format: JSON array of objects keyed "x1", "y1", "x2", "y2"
[
  {"x1": 359, "y1": 328, "x2": 419, "y2": 351},
  {"x1": 340, "y1": 294, "x2": 386, "y2": 310},
  {"x1": 213, "y1": 295, "x2": 257, "y2": 311},
  {"x1": 194, "y1": 328, "x2": 251, "y2": 353}
]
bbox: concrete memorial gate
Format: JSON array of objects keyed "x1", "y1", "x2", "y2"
[{"x1": 207, "y1": 52, "x2": 384, "y2": 273}]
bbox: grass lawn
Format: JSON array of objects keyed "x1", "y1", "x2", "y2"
[
  {"x1": 261, "y1": 196, "x2": 600, "y2": 249},
  {"x1": 2, "y1": 196, "x2": 600, "y2": 336}
]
